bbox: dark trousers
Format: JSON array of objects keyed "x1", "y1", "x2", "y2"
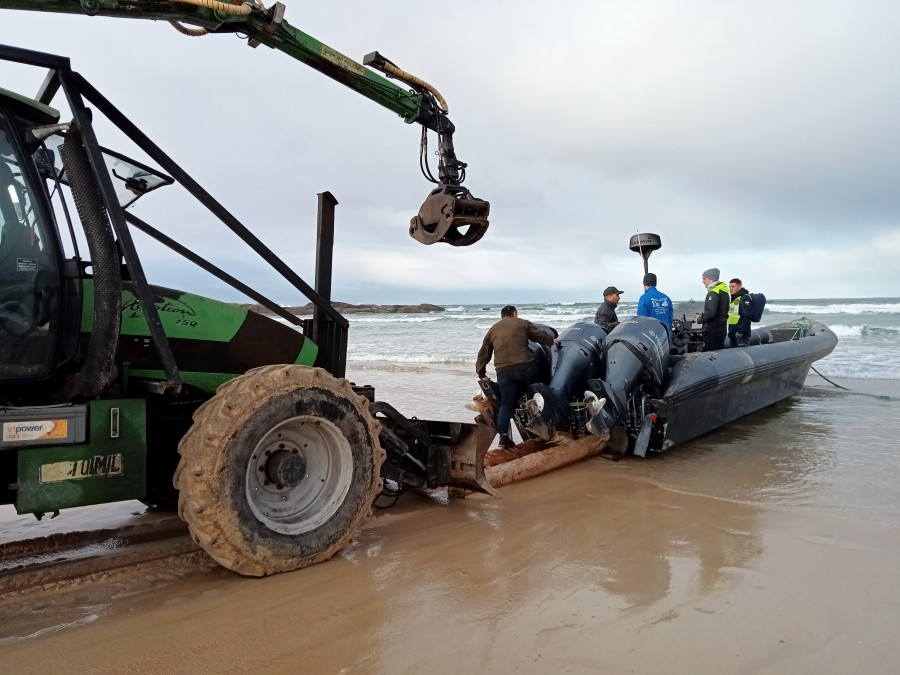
[
  {"x1": 496, "y1": 363, "x2": 536, "y2": 435},
  {"x1": 728, "y1": 325, "x2": 749, "y2": 348},
  {"x1": 702, "y1": 325, "x2": 727, "y2": 352}
]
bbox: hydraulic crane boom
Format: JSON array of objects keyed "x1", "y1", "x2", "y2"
[{"x1": 0, "y1": 0, "x2": 490, "y2": 245}]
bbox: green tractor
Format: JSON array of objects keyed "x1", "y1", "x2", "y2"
[{"x1": 0, "y1": 4, "x2": 492, "y2": 576}]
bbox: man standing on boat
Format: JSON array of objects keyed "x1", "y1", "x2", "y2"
[
  {"x1": 477, "y1": 306, "x2": 558, "y2": 449},
  {"x1": 636, "y1": 273, "x2": 673, "y2": 331},
  {"x1": 728, "y1": 278, "x2": 754, "y2": 347},
  {"x1": 694, "y1": 268, "x2": 730, "y2": 351},
  {"x1": 594, "y1": 286, "x2": 624, "y2": 330}
]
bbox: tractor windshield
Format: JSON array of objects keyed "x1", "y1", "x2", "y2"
[
  {"x1": 40, "y1": 133, "x2": 174, "y2": 208},
  {"x1": 0, "y1": 109, "x2": 61, "y2": 380}
]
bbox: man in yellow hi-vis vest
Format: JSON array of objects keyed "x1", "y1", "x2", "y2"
[
  {"x1": 694, "y1": 267, "x2": 730, "y2": 351},
  {"x1": 728, "y1": 278, "x2": 754, "y2": 347}
]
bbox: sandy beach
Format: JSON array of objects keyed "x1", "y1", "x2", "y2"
[
  {"x1": 2, "y1": 0, "x2": 899, "y2": 666},
  {"x1": 1, "y1": 376, "x2": 898, "y2": 673}
]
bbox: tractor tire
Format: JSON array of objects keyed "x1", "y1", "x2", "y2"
[{"x1": 174, "y1": 365, "x2": 384, "y2": 576}]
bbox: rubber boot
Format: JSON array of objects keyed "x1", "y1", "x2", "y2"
[{"x1": 498, "y1": 433, "x2": 515, "y2": 449}]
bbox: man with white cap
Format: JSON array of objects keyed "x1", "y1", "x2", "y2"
[{"x1": 694, "y1": 267, "x2": 730, "y2": 351}]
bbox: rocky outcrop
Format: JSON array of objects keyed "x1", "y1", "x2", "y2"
[{"x1": 238, "y1": 302, "x2": 445, "y2": 316}]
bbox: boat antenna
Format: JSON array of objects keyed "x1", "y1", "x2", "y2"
[{"x1": 629, "y1": 233, "x2": 662, "y2": 275}]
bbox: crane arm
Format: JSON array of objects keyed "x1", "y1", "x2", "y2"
[{"x1": 0, "y1": 0, "x2": 489, "y2": 245}]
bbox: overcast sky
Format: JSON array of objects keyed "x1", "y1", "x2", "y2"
[{"x1": 2, "y1": 1, "x2": 899, "y2": 304}]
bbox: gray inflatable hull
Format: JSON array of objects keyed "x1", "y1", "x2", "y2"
[{"x1": 655, "y1": 319, "x2": 837, "y2": 450}]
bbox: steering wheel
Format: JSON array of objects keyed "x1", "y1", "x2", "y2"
[{"x1": 0, "y1": 300, "x2": 36, "y2": 337}]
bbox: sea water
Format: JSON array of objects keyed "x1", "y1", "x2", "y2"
[
  {"x1": 341, "y1": 296, "x2": 900, "y2": 532},
  {"x1": 338, "y1": 298, "x2": 900, "y2": 421}
]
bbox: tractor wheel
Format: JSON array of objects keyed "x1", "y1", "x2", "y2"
[{"x1": 174, "y1": 365, "x2": 384, "y2": 576}]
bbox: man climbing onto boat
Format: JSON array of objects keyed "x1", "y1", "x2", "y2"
[
  {"x1": 476, "y1": 306, "x2": 558, "y2": 449},
  {"x1": 728, "y1": 278, "x2": 754, "y2": 347},
  {"x1": 694, "y1": 268, "x2": 730, "y2": 351}
]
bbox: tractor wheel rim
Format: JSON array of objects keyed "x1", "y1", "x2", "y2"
[{"x1": 245, "y1": 415, "x2": 353, "y2": 535}]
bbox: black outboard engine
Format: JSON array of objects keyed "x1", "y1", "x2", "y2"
[
  {"x1": 526, "y1": 322, "x2": 608, "y2": 440},
  {"x1": 530, "y1": 323, "x2": 557, "y2": 383},
  {"x1": 586, "y1": 316, "x2": 671, "y2": 455}
]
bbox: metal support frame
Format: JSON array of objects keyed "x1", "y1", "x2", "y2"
[
  {"x1": 124, "y1": 212, "x2": 303, "y2": 328},
  {"x1": 311, "y1": 192, "x2": 347, "y2": 377},
  {"x1": 57, "y1": 69, "x2": 183, "y2": 393},
  {"x1": 2, "y1": 44, "x2": 351, "y2": 382},
  {"x1": 72, "y1": 74, "x2": 347, "y2": 326}
]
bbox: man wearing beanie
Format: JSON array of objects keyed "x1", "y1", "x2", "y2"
[
  {"x1": 636, "y1": 272, "x2": 673, "y2": 331},
  {"x1": 694, "y1": 267, "x2": 730, "y2": 351}
]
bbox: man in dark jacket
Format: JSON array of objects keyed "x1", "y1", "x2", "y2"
[
  {"x1": 594, "y1": 286, "x2": 624, "y2": 330},
  {"x1": 727, "y1": 278, "x2": 754, "y2": 347},
  {"x1": 694, "y1": 268, "x2": 729, "y2": 351},
  {"x1": 477, "y1": 306, "x2": 558, "y2": 449}
]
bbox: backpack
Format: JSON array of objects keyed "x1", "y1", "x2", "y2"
[{"x1": 748, "y1": 292, "x2": 766, "y2": 322}]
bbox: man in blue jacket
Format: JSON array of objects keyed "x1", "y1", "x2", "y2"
[{"x1": 636, "y1": 273, "x2": 673, "y2": 331}]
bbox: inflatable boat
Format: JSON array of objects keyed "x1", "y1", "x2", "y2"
[{"x1": 491, "y1": 315, "x2": 838, "y2": 458}]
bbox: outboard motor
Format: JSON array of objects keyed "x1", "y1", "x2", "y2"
[
  {"x1": 586, "y1": 317, "x2": 671, "y2": 455},
  {"x1": 526, "y1": 322, "x2": 608, "y2": 440},
  {"x1": 530, "y1": 323, "x2": 557, "y2": 383}
]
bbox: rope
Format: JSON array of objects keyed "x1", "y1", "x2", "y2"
[
  {"x1": 796, "y1": 323, "x2": 895, "y2": 400},
  {"x1": 810, "y1": 365, "x2": 850, "y2": 390},
  {"x1": 810, "y1": 365, "x2": 896, "y2": 400},
  {"x1": 791, "y1": 320, "x2": 811, "y2": 339}
]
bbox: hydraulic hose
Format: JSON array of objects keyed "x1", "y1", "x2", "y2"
[
  {"x1": 171, "y1": 0, "x2": 254, "y2": 15},
  {"x1": 379, "y1": 60, "x2": 448, "y2": 114},
  {"x1": 169, "y1": 0, "x2": 255, "y2": 35}
]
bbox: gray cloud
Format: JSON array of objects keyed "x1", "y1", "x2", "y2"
[{"x1": 1, "y1": 1, "x2": 898, "y2": 304}]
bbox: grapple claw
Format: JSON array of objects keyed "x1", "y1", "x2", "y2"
[{"x1": 410, "y1": 184, "x2": 490, "y2": 246}]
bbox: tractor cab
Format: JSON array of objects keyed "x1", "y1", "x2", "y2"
[
  {"x1": 1, "y1": 82, "x2": 174, "y2": 395},
  {"x1": 0, "y1": 88, "x2": 64, "y2": 385}
]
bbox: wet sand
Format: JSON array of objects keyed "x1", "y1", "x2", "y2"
[{"x1": 1, "y1": 377, "x2": 899, "y2": 673}]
